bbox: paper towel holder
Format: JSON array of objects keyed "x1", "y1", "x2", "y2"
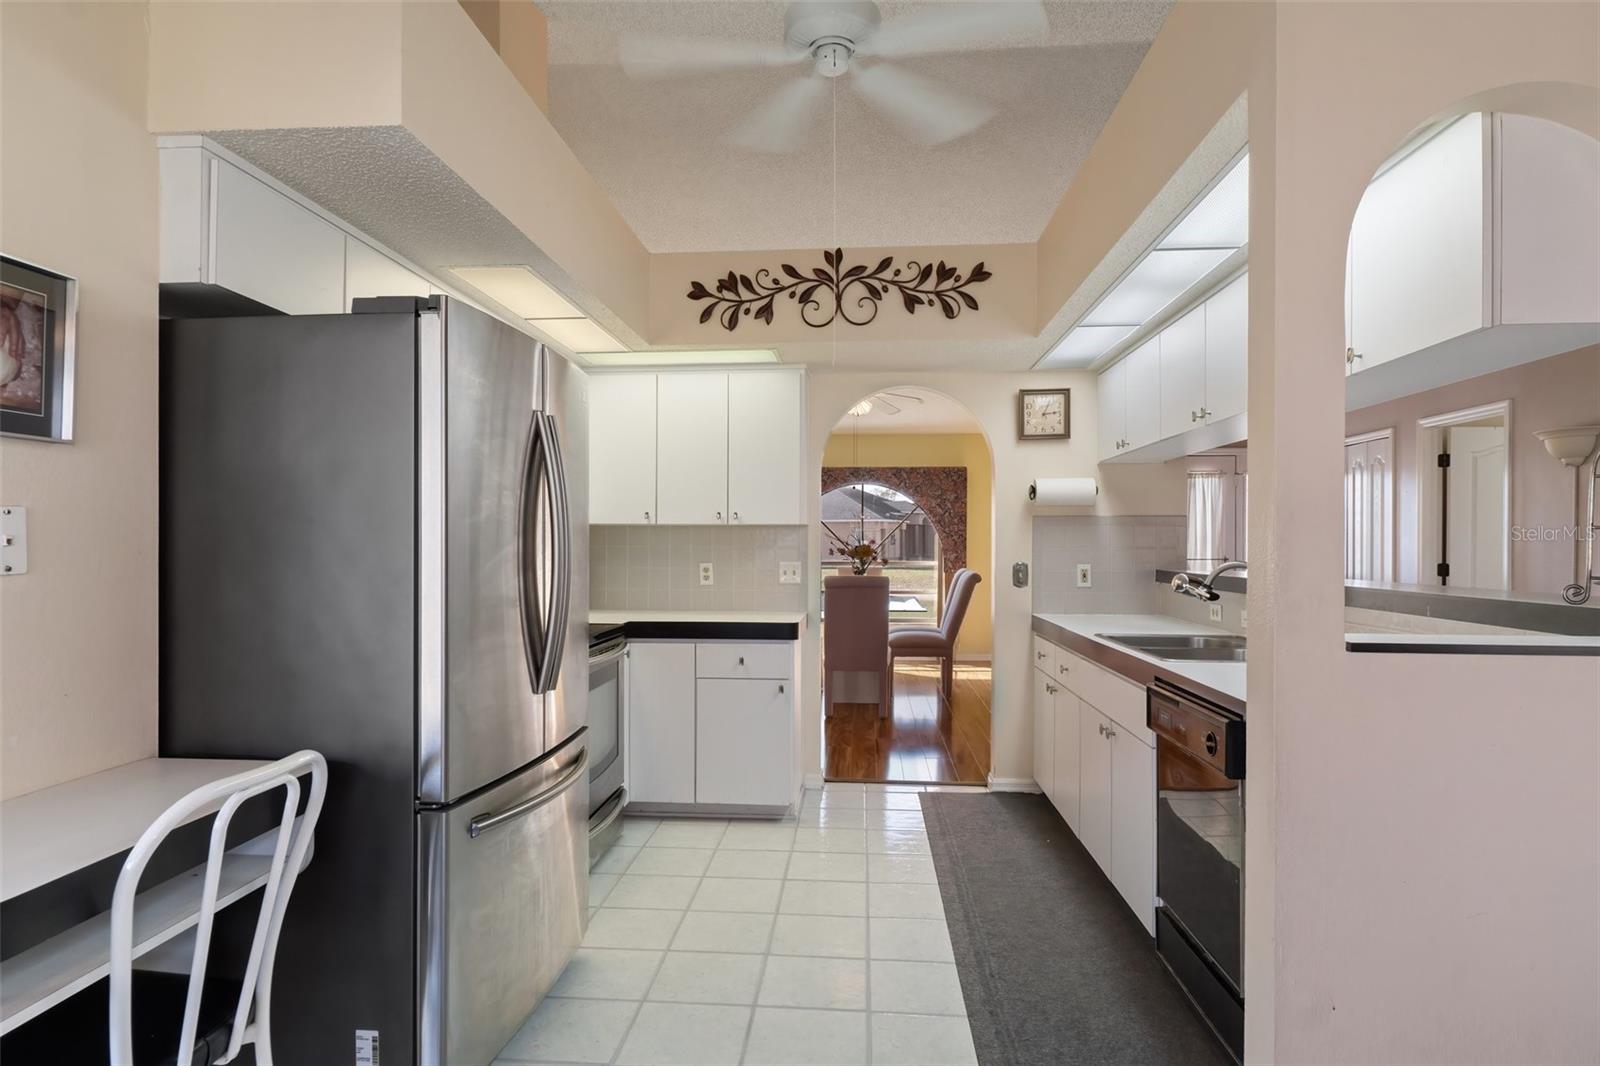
[{"x1": 1028, "y1": 478, "x2": 1099, "y2": 504}]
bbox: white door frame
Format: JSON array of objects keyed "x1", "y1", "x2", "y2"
[{"x1": 1416, "y1": 400, "x2": 1512, "y2": 588}]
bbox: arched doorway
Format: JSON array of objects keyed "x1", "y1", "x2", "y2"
[{"x1": 819, "y1": 387, "x2": 993, "y2": 785}]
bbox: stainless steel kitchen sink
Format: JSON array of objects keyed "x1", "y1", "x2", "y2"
[{"x1": 1096, "y1": 633, "x2": 1247, "y2": 662}]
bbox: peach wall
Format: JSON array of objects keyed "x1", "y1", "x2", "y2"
[
  {"x1": 1247, "y1": 3, "x2": 1600, "y2": 1062},
  {"x1": 1346, "y1": 346, "x2": 1600, "y2": 595},
  {"x1": 0, "y1": 2, "x2": 159, "y2": 798}
]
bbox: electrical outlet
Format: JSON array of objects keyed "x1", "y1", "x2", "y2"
[
  {"x1": 1076, "y1": 563, "x2": 1092, "y2": 588},
  {"x1": 699, "y1": 562, "x2": 714, "y2": 586},
  {"x1": 1208, "y1": 603, "x2": 1224, "y2": 623},
  {"x1": 778, "y1": 561, "x2": 801, "y2": 584}
]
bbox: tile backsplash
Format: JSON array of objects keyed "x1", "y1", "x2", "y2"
[
  {"x1": 590, "y1": 525, "x2": 809, "y2": 612},
  {"x1": 1031, "y1": 516, "x2": 1187, "y2": 614}
]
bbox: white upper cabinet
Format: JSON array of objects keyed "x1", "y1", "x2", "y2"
[
  {"x1": 589, "y1": 373, "x2": 658, "y2": 525},
  {"x1": 1157, "y1": 304, "x2": 1207, "y2": 441},
  {"x1": 211, "y1": 158, "x2": 346, "y2": 315},
  {"x1": 1346, "y1": 113, "x2": 1600, "y2": 408},
  {"x1": 1122, "y1": 338, "x2": 1162, "y2": 451},
  {"x1": 1096, "y1": 357, "x2": 1126, "y2": 461},
  {"x1": 727, "y1": 371, "x2": 803, "y2": 524},
  {"x1": 1204, "y1": 273, "x2": 1248, "y2": 424},
  {"x1": 656, "y1": 373, "x2": 730, "y2": 525},
  {"x1": 1347, "y1": 114, "x2": 1488, "y2": 373},
  {"x1": 344, "y1": 237, "x2": 429, "y2": 306}
]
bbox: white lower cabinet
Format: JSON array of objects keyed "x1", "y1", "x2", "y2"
[
  {"x1": 1033, "y1": 635, "x2": 1158, "y2": 935},
  {"x1": 1076, "y1": 705, "x2": 1114, "y2": 872},
  {"x1": 696, "y1": 679, "x2": 794, "y2": 806},
  {"x1": 627, "y1": 639, "x2": 799, "y2": 809},
  {"x1": 1108, "y1": 722, "x2": 1157, "y2": 935},
  {"x1": 1032, "y1": 668, "x2": 1055, "y2": 805},
  {"x1": 1051, "y1": 691, "x2": 1081, "y2": 831},
  {"x1": 626, "y1": 642, "x2": 696, "y2": 804}
]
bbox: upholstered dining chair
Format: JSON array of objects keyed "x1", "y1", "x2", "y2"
[
  {"x1": 823, "y1": 575, "x2": 891, "y2": 717},
  {"x1": 887, "y1": 568, "x2": 982, "y2": 714}
]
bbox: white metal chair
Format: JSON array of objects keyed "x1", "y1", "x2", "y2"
[{"x1": 108, "y1": 751, "x2": 327, "y2": 1066}]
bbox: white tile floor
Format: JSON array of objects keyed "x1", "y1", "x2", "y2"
[{"x1": 496, "y1": 783, "x2": 986, "y2": 1066}]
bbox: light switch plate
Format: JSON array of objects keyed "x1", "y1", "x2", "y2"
[
  {"x1": 699, "y1": 562, "x2": 714, "y2": 586},
  {"x1": 778, "y1": 561, "x2": 801, "y2": 584},
  {"x1": 0, "y1": 507, "x2": 27, "y2": 575},
  {"x1": 1209, "y1": 603, "x2": 1224, "y2": 623},
  {"x1": 1076, "y1": 563, "x2": 1092, "y2": 588}
]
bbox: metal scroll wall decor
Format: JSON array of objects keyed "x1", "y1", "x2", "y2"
[{"x1": 687, "y1": 248, "x2": 992, "y2": 332}]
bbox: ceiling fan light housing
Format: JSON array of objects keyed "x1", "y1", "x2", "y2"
[{"x1": 812, "y1": 40, "x2": 853, "y2": 77}]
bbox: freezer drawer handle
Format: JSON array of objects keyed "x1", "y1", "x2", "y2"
[{"x1": 468, "y1": 746, "x2": 589, "y2": 839}]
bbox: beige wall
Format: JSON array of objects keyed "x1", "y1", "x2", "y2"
[
  {"x1": 821, "y1": 432, "x2": 995, "y2": 657},
  {"x1": 1247, "y1": 4, "x2": 1600, "y2": 1061},
  {"x1": 1346, "y1": 346, "x2": 1600, "y2": 595},
  {"x1": 802, "y1": 372, "x2": 1184, "y2": 791},
  {"x1": 0, "y1": 2, "x2": 159, "y2": 799}
]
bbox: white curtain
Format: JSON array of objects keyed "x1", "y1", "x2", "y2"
[{"x1": 1187, "y1": 472, "x2": 1226, "y2": 569}]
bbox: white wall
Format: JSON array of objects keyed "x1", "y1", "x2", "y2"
[
  {"x1": 802, "y1": 370, "x2": 1185, "y2": 787},
  {"x1": 0, "y1": 2, "x2": 159, "y2": 799}
]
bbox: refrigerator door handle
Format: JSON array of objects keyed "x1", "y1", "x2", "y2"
[
  {"x1": 535, "y1": 412, "x2": 572, "y2": 695},
  {"x1": 467, "y1": 746, "x2": 588, "y2": 838},
  {"x1": 517, "y1": 409, "x2": 550, "y2": 693}
]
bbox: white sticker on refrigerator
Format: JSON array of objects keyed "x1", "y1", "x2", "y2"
[{"x1": 356, "y1": 1029, "x2": 380, "y2": 1066}]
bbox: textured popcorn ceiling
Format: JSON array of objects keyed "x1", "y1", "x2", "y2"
[{"x1": 540, "y1": 1, "x2": 1171, "y2": 253}]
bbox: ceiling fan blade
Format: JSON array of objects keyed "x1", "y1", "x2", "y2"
[
  {"x1": 618, "y1": 33, "x2": 803, "y2": 80},
  {"x1": 881, "y1": 390, "x2": 926, "y2": 405},
  {"x1": 875, "y1": 395, "x2": 903, "y2": 415},
  {"x1": 728, "y1": 76, "x2": 828, "y2": 154},
  {"x1": 857, "y1": 1, "x2": 1048, "y2": 59},
  {"x1": 851, "y1": 63, "x2": 995, "y2": 146}
]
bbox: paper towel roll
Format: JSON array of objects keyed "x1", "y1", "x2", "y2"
[{"x1": 1029, "y1": 477, "x2": 1098, "y2": 506}]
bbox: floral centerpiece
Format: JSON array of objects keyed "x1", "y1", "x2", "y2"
[{"x1": 828, "y1": 532, "x2": 888, "y2": 576}]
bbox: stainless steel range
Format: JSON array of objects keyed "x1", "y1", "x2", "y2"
[{"x1": 1148, "y1": 680, "x2": 1246, "y2": 1063}]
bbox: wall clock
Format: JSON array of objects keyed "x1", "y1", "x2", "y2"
[{"x1": 1017, "y1": 389, "x2": 1069, "y2": 440}]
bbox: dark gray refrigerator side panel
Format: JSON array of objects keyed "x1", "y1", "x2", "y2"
[{"x1": 159, "y1": 313, "x2": 420, "y2": 1066}]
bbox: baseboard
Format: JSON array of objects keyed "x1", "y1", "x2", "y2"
[
  {"x1": 987, "y1": 776, "x2": 1042, "y2": 794},
  {"x1": 803, "y1": 772, "x2": 825, "y2": 790}
]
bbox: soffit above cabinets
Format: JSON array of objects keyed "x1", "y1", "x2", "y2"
[{"x1": 1039, "y1": 148, "x2": 1249, "y2": 370}]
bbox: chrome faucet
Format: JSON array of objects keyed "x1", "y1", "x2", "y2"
[{"x1": 1170, "y1": 560, "x2": 1248, "y2": 602}]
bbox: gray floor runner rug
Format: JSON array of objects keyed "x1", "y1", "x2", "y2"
[{"x1": 920, "y1": 791, "x2": 1231, "y2": 1066}]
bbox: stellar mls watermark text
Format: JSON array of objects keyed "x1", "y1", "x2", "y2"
[{"x1": 1509, "y1": 524, "x2": 1595, "y2": 542}]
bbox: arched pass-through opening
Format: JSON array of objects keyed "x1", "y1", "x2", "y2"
[{"x1": 818, "y1": 386, "x2": 995, "y2": 785}]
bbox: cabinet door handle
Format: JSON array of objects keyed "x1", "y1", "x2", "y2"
[
  {"x1": 738, "y1": 656, "x2": 745, "y2": 666},
  {"x1": 1036, "y1": 650, "x2": 1046, "y2": 660},
  {"x1": 1058, "y1": 664, "x2": 1068, "y2": 675},
  {"x1": 732, "y1": 511, "x2": 740, "y2": 522},
  {"x1": 778, "y1": 683, "x2": 785, "y2": 694},
  {"x1": 644, "y1": 510, "x2": 651, "y2": 522},
  {"x1": 716, "y1": 511, "x2": 723, "y2": 521}
]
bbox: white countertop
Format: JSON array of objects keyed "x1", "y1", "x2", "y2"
[
  {"x1": 591, "y1": 609, "x2": 808, "y2": 626},
  {"x1": 0, "y1": 757, "x2": 271, "y2": 901},
  {"x1": 1033, "y1": 613, "x2": 1248, "y2": 706}
]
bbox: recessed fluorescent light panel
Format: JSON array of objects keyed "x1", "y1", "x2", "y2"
[
  {"x1": 450, "y1": 266, "x2": 582, "y2": 319},
  {"x1": 582, "y1": 349, "x2": 780, "y2": 367},
  {"x1": 1080, "y1": 248, "x2": 1234, "y2": 327},
  {"x1": 1160, "y1": 153, "x2": 1249, "y2": 250},
  {"x1": 1040, "y1": 151, "x2": 1249, "y2": 369},
  {"x1": 532, "y1": 318, "x2": 620, "y2": 354}
]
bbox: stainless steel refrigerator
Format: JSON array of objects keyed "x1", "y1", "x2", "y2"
[{"x1": 159, "y1": 296, "x2": 589, "y2": 1066}]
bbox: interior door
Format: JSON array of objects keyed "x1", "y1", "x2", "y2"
[
  {"x1": 422, "y1": 302, "x2": 542, "y2": 805},
  {"x1": 656, "y1": 372, "x2": 729, "y2": 524},
  {"x1": 1444, "y1": 425, "x2": 1508, "y2": 589}
]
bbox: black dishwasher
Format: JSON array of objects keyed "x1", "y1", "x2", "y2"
[{"x1": 1148, "y1": 680, "x2": 1246, "y2": 1063}]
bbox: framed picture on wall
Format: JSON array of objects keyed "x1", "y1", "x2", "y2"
[
  {"x1": 1017, "y1": 388, "x2": 1069, "y2": 440},
  {"x1": 1, "y1": 255, "x2": 77, "y2": 443}
]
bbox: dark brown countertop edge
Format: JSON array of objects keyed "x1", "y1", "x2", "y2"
[
  {"x1": 1030, "y1": 616, "x2": 1246, "y2": 717},
  {"x1": 1345, "y1": 638, "x2": 1600, "y2": 656}
]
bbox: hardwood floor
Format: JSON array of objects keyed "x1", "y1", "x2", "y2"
[{"x1": 824, "y1": 660, "x2": 992, "y2": 785}]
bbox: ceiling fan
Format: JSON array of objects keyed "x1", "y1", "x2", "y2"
[
  {"x1": 848, "y1": 389, "x2": 927, "y2": 417},
  {"x1": 618, "y1": 1, "x2": 1049, "y2": 153}
]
